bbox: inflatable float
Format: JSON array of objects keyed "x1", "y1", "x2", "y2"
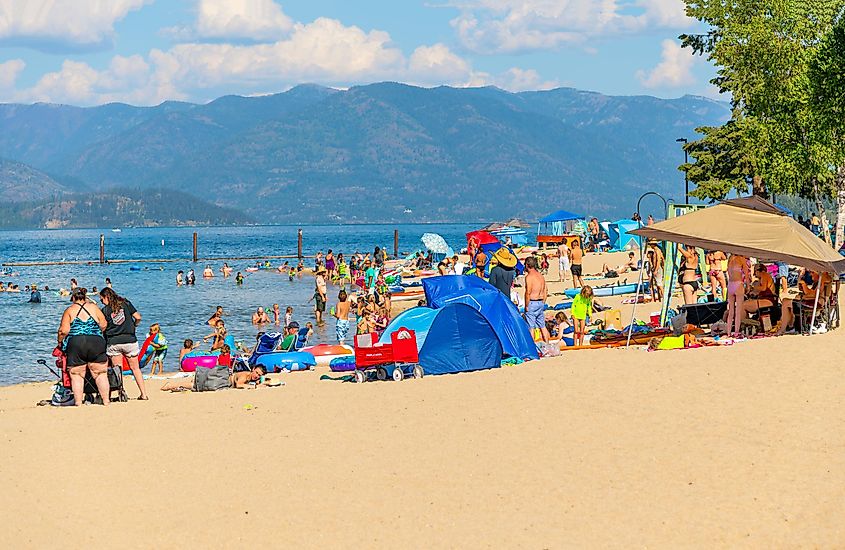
[
  {"x1": 252, "y1": 351, "x2": 317, "y2": 372},
  {"x1": 180, "y1": 354, "x2": 220, "y2": 372},
  {"x1": 301, "y1": 344, "x2": 353, "y2": 365},
  {"x1": 329, "y1": 356, "x2": 356, "y2": 372},
  {"x1": 563, "y1": 283, "x2": 646, "y2": 298}
]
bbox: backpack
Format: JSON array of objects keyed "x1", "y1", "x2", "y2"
[{"x1": 193, "y1": 366, "x2": 230, "y2": 392}]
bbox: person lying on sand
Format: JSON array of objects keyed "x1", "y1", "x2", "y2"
[{"x1": 160, "y1": 365, "x2": 272, "y2": 392}]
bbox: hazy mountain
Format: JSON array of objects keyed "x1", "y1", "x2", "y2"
[
  {"x1": 0, "y1": 158, "x2": 70, "y2": 201},
  {"x1": 0, "y1": 83, "x2": 730, "y2": 223},
  {"x1": 0, "y1": 189, "x2": 251, "y2": 229}
]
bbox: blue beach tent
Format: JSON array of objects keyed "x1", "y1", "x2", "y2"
[
  {"x1": 422, "y1": 275, "x2": 539, "y2": 360},
  {"x1": 608, "y1": 219, "x2": 642, "y2": 251},
  {"x1": 537, "y1": 210, "x2": 584, "y2": 237},
  {"x1": 379, "y1": 304, "x2": 503, "y2": 375}
]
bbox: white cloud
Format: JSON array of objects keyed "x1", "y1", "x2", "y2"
[
  {"x1": 492, "y1": 67, "x2": 560, "y2": 92},
  {"x1": 0, "y1": 59, "x2": 25, "y2": 88},
  {"x1": 2, "y1": 13, "x2": 560, "y2": 105},
  {"x1": 635, "y1": 39, "x2": 696, "y2": 89},
  {"x1": 409, "y1": 43, "x2": 472, "y2": 82},
  {"x1": 195, "y1": 0, "x2": 293, "y2": 41},
  {"x1": 0, "y1": 0, "x2": 152, "y2": 50},
  {"x1": 447, "y1": 0, "x2": 695, "y2": 54}
]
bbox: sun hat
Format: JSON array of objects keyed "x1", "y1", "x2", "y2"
[{"x1": 493, "y1": 247, "x2": 517, "y2": 268}]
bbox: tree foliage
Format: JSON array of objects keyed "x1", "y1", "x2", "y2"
[{"x1": 679, "y1": 0, "x2": 845, "y2": 201}]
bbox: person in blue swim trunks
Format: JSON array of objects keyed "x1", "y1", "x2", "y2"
[{"x1": 523, "y1": 256, "x2": 549, "y2": 343}]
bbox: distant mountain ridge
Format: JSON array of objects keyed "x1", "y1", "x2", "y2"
[
  {"x1": 0, "y1": 189, "x2": 250, "y2": 229},
  {"x1": 0, "y1": 83, "x2": 730, "y2": 223}
]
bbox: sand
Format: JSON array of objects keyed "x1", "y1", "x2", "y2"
[{"x1": 1, "y1": 250, "x2": 843, "y2": 548}]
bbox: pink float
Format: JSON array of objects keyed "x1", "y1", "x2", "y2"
[{"x1": 180, "y1": 355, "x2": 219, "y2": 372}]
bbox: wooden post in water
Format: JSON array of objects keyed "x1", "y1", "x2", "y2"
[
  {"x1": 192, "y1": 232, "x2": 198, "y2": 262},
  {"x1": 297, "y1": 228, "x2": 303, "y2": 259},
  {"x1": 394, "y1": 229, "x2": 399, "y2": 260},
  {"x1": 99, "y1": 234, "x2": 105, "y2": 264}
]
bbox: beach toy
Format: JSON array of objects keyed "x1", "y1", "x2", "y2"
[
  {"x1": 301, "y1": 344, "x2": 353, "y2": 366},
  {"x1": 180, "y1": 355, "x2": 219, "y2": 372},
  {"x1": 252, "y1": 351, "x2": 316, "y2": 372},
  {"x1": 329, "y1": 356, "x2": 356, "y2": 372},
  {"x1": 563, "y1": 282, "x2": 645, "y2": 298}
]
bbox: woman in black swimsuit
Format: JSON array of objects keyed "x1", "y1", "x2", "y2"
[
  {"x1": 679, "y1": 244, "x2": 700, "y2": 305},
  {"x1": 57, "y1": 288, "x2": 110, "y2": 405}
]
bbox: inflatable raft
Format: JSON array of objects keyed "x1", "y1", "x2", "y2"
[
  {"x1": 252, "y1": 351, "x2": 317, "y2": 372},
  {"x1": 301, "y1": 344, "x2": 353, "y2": 365},
  {"x1": 564, "y1": 283, "x2": 646, "y2": 298},
  {"x1": 180, "y1": 354, "x2": 220, "y2": 372}
]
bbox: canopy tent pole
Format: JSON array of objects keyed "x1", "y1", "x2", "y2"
[
  {"x1": 626, "y1": 192, "x2": 669, "y2": 348},
  {"x1": 809, "y1": 279, "x2": 822, "y2": 334},
  {"x1": 625, "y1": 260, "x2": 645, "y2": 347}
]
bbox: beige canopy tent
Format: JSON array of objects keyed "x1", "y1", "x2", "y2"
[{"x1": 630, "y1": 196, "x2": 845, "y2": 274}]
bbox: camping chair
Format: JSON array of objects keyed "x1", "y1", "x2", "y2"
[
  {"x1": 294, "y1": 327, "x2": 310, "y2": 350},
  {"x1": 795, "y1": 282, "x2": 838, "y2": 334}
]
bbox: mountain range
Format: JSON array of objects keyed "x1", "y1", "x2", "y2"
[{"x1": 0, "y1": 83, "x2": 730, "y2": 227}]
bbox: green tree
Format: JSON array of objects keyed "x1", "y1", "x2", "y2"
[
  {"x1": 810, "y1": 13, "x2": 845, "y2": 247},
  {"x1": 680, "y1": 0, "x2": 844, "y2": 225}
]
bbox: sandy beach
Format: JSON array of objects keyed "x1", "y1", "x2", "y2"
[{"x1": 1, "y1": 248, "x2": 843, "y2": 548}]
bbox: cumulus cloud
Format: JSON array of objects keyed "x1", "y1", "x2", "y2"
[
  {"x1": 2, "y1": 9, "x2": 560, "y2": 105},
  {"x1": 635, "y1": 39, "x2": 696, "y2": 89},
  {"x1": 446, "y1": 0, "x2": 695, "y2": 54},
  {"x1": 195, "y1": 0, "x2": 293, "y2": 41},
  {"x1": 0, "y1": 59, "x2": 25, "y2": 89},
  {"x1": 0, "y1": 0, "x2": 152, "y2": 51}
]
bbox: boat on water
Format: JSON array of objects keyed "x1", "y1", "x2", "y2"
[{"x1": 111, "y1": 228, "x2": 121, "y2": 233}]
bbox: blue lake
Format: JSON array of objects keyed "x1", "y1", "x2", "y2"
[{"x1": 0, "y1": 224, "x2": 477, "y2": 386}]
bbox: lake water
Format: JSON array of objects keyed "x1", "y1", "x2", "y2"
[{"x1": 0, "y1": 224, "x2": 476, "y2": 386}]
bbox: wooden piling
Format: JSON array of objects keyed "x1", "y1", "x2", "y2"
[
  {"x1": 297, "y1": 228, "x2": 303, "y2": 259},
  {"x1": 99, "y1": 234, "x2": 105, "y2": 264},
  {"x1": 192, "y1": 232, "x2": 198, "y2": 262},
  {"x1": 394, "y1": 229, "x2": 399, "y2": 259}
]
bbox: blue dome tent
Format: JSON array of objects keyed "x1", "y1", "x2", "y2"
[
  {"x1": 608, "y1": 219, "x2": 642, "y2": 251},
  {"x1": 379, "y1": 304, "x2": 503, "y2": 375},
  {"x1": 421, "y1": 275, "x2": 539, "y2": 361}
]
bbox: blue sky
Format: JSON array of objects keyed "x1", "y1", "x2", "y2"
[{"x1": 0, "y1": 0, "x2": 717, "y2": 106}]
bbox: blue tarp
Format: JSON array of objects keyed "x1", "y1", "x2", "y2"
[
  {"x1": 379, "y1": 304, "x2": 503, "y2": 375},
  {"x1": 608, "y1": 219, "x2": 642, "y2": 251},
  {"x1": 539, "y1": 210, "x2": 583, "y2": 223},
  {"x1": 422, "y1": 275, "x2": 539, "y2": 360}
]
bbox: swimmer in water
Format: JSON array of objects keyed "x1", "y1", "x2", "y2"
[
  {"x1": 203, "y1": 265, "x2": 214, "y2": 278},
  {"x1": 221, "y1": 263, "x2": 233, "y2": 277},
  {"x1": 235, "y1": 272, "x2": 244, "y2": 286}
]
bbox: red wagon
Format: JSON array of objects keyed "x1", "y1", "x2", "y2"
[{"x1": 353, "y1": 327, "x2": 423, "y2": 383}]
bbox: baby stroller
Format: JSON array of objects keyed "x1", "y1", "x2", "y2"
[{"x1": 42, "y1": 348, "x2": 128, "y2": 405}]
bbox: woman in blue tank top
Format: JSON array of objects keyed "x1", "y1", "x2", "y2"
[{"x1": 57, "y1": 288, "x2": 109, "y2": 406}]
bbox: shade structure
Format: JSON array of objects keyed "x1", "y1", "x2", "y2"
[
  {"x1": 630, "y1": 196, "x2": 845, "y2": 274},
  {"x1": 379, "y1": 304, "x2": 503, "y2": 375},
  {"x1": 466, "y1": 230, "x2": 500, "y2": 245},
  {"x1": 505, "y1": 218, "x2": 531, "y2": 228},
  {"x1": 608, "y1": 219, "x2": 642, "y2": 251},
  {"x1": 422, "y1": 275, "x2": 539, "y2": 360},
  {"x1": 421, "y1": 233, "x2": 453, "y2": 256},
  {"x1": 538, "y1": 210, "x2": 583, "y2": 223}
]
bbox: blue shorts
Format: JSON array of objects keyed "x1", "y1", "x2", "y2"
[
  {"x1": 525, "y1": 300, "x2": 545, "y2": 330},
  {"x1": 775, "y1": 262, "x2": 789, "y2": 279}
]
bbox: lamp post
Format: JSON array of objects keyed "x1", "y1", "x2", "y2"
[{"x1": 676, "y1": 137, "x2": 689, "y2": 204}]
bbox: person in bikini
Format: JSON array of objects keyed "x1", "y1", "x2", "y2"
[
  {"x1": 706, "y1": 250, "x2": 728, "y2": 301},
  {"x1": 726, "y1": 254, "x2": 750, "y2": 336},
  {"x1": 678, "y1": 244, "x2": 700, "y2": 305},
  {"x1": 744, "y1": 263, "x2": 776, "y2": 316}
]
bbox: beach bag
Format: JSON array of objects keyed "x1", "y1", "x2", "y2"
[
  {"x1": 193, "y1": 366, "x2": 230, "y2": 392},
  {"x1": 50, "y1": 382, "x2": 75, "y2": 406}
]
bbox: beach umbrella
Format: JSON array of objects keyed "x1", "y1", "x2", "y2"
[
  {"x1": 421, "y1": 233, "x2": 452, "y2": 255},
  {"x1": 505, "y1": 218, "x2": 531, "y2": 228}
]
